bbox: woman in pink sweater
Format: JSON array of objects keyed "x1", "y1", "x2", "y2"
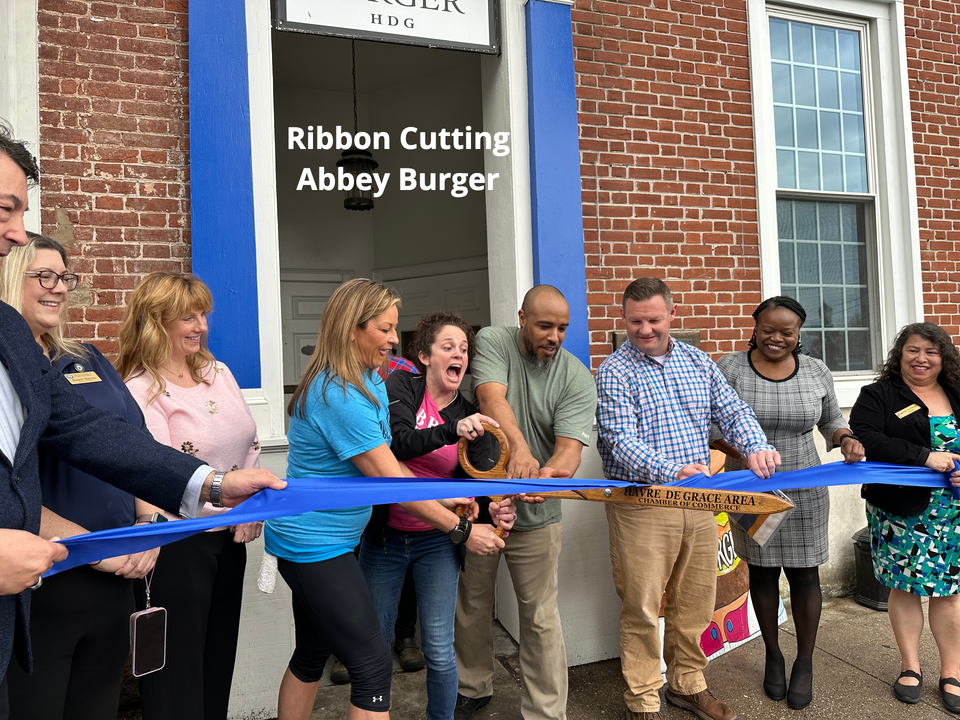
[{"x1": 116, "y1": 272, "x2": 262, "y2": 720}]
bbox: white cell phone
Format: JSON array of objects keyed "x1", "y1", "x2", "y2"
[{"x1": 130, "y1": 606, "x2": 167, "y2": 677}]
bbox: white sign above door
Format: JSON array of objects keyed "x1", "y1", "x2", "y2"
[{"x1": 275, "y1": 0, "x2": 499, "y2": 54}]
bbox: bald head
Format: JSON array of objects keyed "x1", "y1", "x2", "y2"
[
  {"x1": 521, "y1": 285, "x2": 567, "y2": 315},
  {"x1": 518, "y1": 285, "x2": 569, "y2": 370}
]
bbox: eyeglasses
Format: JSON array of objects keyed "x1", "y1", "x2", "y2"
[{"x1": 24, "y1": 270, "x2": 80, "y2": 291}]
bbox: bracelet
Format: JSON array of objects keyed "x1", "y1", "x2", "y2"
[
  {"x1": 838, "y1": 433, "x2": 859, "y2": 444},
  {"x1": 210, "y1": 471, "x2": 226, "y2": 508}
]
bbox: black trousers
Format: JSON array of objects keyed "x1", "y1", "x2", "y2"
[
  {"x1": 7, "y1": 566, "x2": 134, "y2": 720},
  {"x1": 278, "y1": 553, "x2": 392, "y2": 712},
  {"x1": 137, "y1": 530, "x2": 246, "y2": 720}
]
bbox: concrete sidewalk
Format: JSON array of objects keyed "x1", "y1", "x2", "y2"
[{"x1": 305, "y1": 596, "x2": 959, "y2": 719}]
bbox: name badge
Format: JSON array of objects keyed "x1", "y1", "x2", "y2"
[
  {"x1": 896, "y1": 403, "x2": 921, "y2": 419},
  {"x1": 64, "y1": 371, "x2": 102, "y2": 385}
]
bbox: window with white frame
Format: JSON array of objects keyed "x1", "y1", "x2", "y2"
[{"x1": 768, "y1": 12, "x2": 875, "y2": 373}]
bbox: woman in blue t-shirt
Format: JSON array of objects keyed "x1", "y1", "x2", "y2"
[{"x1": 266, "y1": 279, "x2": 505, "y2": 720}]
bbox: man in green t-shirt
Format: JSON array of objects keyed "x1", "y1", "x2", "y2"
[{"x1": 454, "y1": 285, "x2": 597, "y2": 720}]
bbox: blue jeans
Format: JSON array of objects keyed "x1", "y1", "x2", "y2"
[{"x1": 360, "y1": 529, "x2": 460, "y2": 720}]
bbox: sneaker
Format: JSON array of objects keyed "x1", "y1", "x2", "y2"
[
  {"x1": 393, "y1": 636, "x2": 425, "y2": 672},
  {"x1": 329, "y1": 657, "x2": 350, "y2": 684},
  {"x1": 453, "y1": 693, "x2": 492, "y2": 720},
  {"x1": 665, "y1": 687, "x2": 737, "y2": 720}
]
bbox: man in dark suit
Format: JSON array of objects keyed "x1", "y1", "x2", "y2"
[{"x1": 0, "y1": 123, "x2": 286, "y2": 713}]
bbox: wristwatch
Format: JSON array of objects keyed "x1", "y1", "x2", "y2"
[
  {"x1": 448, "y1": 516, "x2": 472, "y2": 545},
  {"x1": 135, "y1": 513, "x2": 169, "y2": 524},
  {"x1": 210, "y1": 470, "x2": 226, "y2": 508}
]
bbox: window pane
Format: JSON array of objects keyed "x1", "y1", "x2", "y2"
[
  {"x1": 822, "y1": 287, "x2": 844, "y2": 327},
  {"x1": 792, "y1": 23, "x2": 814, "y2": 63},
  {"x1": 800, "y1": 287, "x2": 822, "y2": 326},
  {"x1": 841, "y1": 203, "x2": 858, "y2": 242},
  {"x1": 845, "y1": 155, "x2": 867, "y2": 193},
  {"x1": 820, "y1": 111, "x2": 841, "y2": 150},
  {"x1": 780, "y1": 242, "x2": 796, "y2": 283},
  {"x1": 844, "y1": 244, "x2": 866, "y2": 284},
  {"x1": 825, "y1": 330, "x2": 847, "y2": 369},
  {"x1": 771, "y1": 18, "x2": 791, "y2": 60},
  {"x1": 848, "y1": 330, "x2": 872, "y2": 371},
  {"x1": 798, "y1": 242, "x2": 820, "y2": 283},
  {"x1": 818, "y1": 202, "x2": 841, "y2": 240},
  {"x1": 802, "y1": 330, "x2": 824, "y2": 359},
  {"x1": 838, "y1": 30, "x2": 860, "y2": 70},
  {"x1": 843, "y1": 113, "x2": 865, "y2": 153},
  {"x1": 821, "y1": 243, "x2": 842, "y2": 284},
  {"x1": 815, "y1": 27, "x2": 838, "y2": 67},
  {"x1": 795, "y1": 201, "x2": 817, "y2": 239},
  {"x1": 777, "y1": 150, "x2": 797, "y2": 188},
  {"x1": 772, "y1": 63, "x2": 793, "y2": 103},
  {"x1": 796, "y1": 108, "x2": 819, "y2": 148},
  {"x1": 822, "y1": 154, "x2": 843, "y2": 190},
  {"x1": 794, "y1": 66, "x2": 816, "y2": 106},
  {"x1": 777, "y1": 199, "x2": 872, "y2": 372},
  {"x1": 841, "y1": 72, "x2": 863, "y2": 112},
  {"x1": 769, "y1": 18, "x2": 868, "y2": 193},
  {"x1": 818, "y1": 69, "x2": 840, "y2": 109},
  {"x1": 778, "y1": 200, "x2": 794, "y2": 238},
  {"x1": 798, "y1": 152, "x2": 820, "y2": 190},
  {"x1": 775, "y1": 106, "x2": 795, "y2": 146}
]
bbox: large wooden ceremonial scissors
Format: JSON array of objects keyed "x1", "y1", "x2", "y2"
[{"x1": 457, "y1": 423, "x2": 794, "y2": 516}]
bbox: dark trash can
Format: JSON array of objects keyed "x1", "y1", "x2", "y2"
[{"x1": 853, "y1": 526, "x2": 889, "y2": 611}]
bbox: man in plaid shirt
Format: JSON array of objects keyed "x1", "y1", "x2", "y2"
[{"x1": 596, "y1": 278, "x2": 780, "y2": 720}]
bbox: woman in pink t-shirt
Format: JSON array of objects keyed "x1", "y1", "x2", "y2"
[{"x1": 359, "y1": 311, "x2": 515, "y2": 720}]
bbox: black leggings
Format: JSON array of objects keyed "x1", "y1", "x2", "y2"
[{"x1": 278, "y1": 553, "x2": 391, "y2": 712}]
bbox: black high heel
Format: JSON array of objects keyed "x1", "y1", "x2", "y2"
[
  {"x1": 787, "y1": 658, "x2": 814, "y2": 710},
  {"x1": 764, "y1": 654, "x2": 787, "y2": 701}
]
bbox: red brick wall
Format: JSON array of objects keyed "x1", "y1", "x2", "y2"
[
  {"x1": 37, "y1": 0, "x2": 190, "y2": 355},
  {"x1": 905, "y1": 1, "x2": 960, "y2": 339},
  {"x1": 574, "y1": 0, "x2": 763, "y2": 370}
]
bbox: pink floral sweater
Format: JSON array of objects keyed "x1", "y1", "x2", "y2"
[{"x1": 125, "y1": 360, "x2": 260, "y2": 519}]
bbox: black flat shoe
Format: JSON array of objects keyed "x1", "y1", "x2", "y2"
[
  {"x1": 939, "y1": 677, "x2": 960, "y2": 713},
  {"x1": 787, "y1": 658, "x2": 813, "y2": 710},
  {"x1": 894, "y1": 670, "x2": 922, "y2": 704},
  {"x1": 764, "y1": 653, "x2": 786, "y2": 701}
]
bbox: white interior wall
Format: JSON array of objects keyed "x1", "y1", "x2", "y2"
[
  {"x1": 371, "y1": 64, "x2": 488, "y2": 270},
  {"x1": 273, "y1": 86, "x2": 376, "y2": 277}
]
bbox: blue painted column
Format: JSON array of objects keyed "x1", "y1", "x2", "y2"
[
  {"x1": 525, "y1": 0, "x2": 589, "y2": 366},
  {"x1": 188, "y1": 1, "x2": 261, "y2": 388}
]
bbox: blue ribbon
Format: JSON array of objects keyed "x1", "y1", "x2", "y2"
[
  {"x1": 666, "y1": 460, "x2": 953, "y2": 493},
  {"x1": 48, "y1": 475, "x2": 633, "y2": 575},
  {"x1": 48, "y1": 461, "x2": 957, "y2": 576}
]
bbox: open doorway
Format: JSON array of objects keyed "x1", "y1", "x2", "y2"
[{"x1": 272, "y1": 33, "x2": 491, "y2": 400}]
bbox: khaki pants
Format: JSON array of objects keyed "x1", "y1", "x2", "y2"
[
  {"x1": 606, "y1": 504, "x2": 717, "y2": 713},
  {"x1": 454, "y1": 523, "x2": 567, "y2": 720}
]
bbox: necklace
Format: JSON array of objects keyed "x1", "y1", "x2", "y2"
[{"x1": 164, "y1": 364, "x2": 187, "y2": 379}]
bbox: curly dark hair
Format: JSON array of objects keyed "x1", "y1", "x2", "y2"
[
  {"x1": 0, "y1": 120, "x2": 40, "y2": 186},
  {"x1": 747, "y1": 295, "x2": 807, "y2": 355},
  {"x1": 408, "y1": 311, "x2": 476, "y2": 373},
  {"x1": 877, "y1": 322, "x2": 960, "y2": 387}
]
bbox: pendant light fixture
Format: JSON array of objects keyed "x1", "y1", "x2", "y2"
[{"x1": 337, "y1": 40, "x2": 378, "y2": 211}]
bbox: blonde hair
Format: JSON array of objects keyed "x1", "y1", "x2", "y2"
[
  {"x1": 0, "y1": 234, "x2": 90, "y2": 362},
  {"x1": 289, "y1": 278, "x2": 401, "y2": 418},
  {"x1": 115, "y1": 272, "x2": 215, "y2": 402}
]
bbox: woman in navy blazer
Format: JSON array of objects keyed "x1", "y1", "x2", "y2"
[{"x1": 2, "y1": 235, "x2": 166, "y2": 720}]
